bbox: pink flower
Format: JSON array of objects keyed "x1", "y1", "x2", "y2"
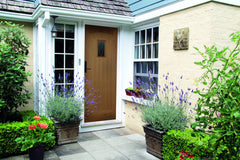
[
  {"x1": 218, "y1": 112, "x2": 221, "y2": 117},
  {"x1": 39, "y1": 123, "x2": 48, "y2": 129},
  {"x1": 180, "y1": 150, "x2": 189, "y2": 156},
  {"x1": 180, "y1": 155, "x2": 184, "y2": 160},
  {"x1": 37, "y1": 123, "x2": 41, "y2": 127},
  {"x1": 34, "y1": 116, "x2": 41, "y2": 120},
  {"x1": 29, "y1": 124, "x2": 36, "y2": 130},
  {"x1": 188, "y1": 155, "x2": 194, "y2": 158}
]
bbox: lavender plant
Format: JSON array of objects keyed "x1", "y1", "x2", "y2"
[
  {"x1": 132, "y1": 73, "x2": 194, "y2": 132},
  {"x1": 38, "y1": 70, "x2": 98, "y2": 123}
]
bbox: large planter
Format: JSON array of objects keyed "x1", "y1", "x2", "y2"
[
  {"x1": 52, "y1": 119, "x2": 81, "y2": 145},
  {"x1": 143, "y1": 125, "x2": 165, "y2": 159},
  {"x1": 28, "y1": 145, "x2": 44, "y2": 160}
]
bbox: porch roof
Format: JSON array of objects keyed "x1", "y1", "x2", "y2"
[
  {"x1": 0, "y1": 0, "x2": 133, "y2": 17},
  {"x1": 0, "y1": 0, "x2": 35, "y2": 15},
  {"x1": 39, "y1": 0, "x2": 133, "y2": 17}
]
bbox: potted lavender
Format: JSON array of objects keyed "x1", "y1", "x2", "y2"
[{"x1": 39, "y1": 71, "x2": 97, "y2": 145}]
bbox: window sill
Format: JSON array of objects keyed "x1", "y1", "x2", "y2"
[{"x1": 122, "y1": 94, "x2": 151, "y2": 105}]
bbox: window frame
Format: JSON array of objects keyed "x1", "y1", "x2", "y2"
[
  {"x1": 53, "y1": 23, "x2": 76, "y2": 89},
  {"x1": 133, "y1": 26, "x2": 159, "y2": 90}
]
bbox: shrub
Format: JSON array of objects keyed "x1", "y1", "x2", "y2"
[
  {"x1": 0, "y1": 110, "x2": 55, "y2": 158},
  {"x1": 134, "y1": 73, "x2": 194, "y2": 132},
  {"x1": 142, "y1": 101, "x2": 187, "y2": 132},
  {"x1": 163, "y1": 129, "x2": 212, "y2": 159},
  {"x1": 0, "y1": 21, "x2": 32, "y2": 122},
  {"x1": 192, "y1": 31, "x2": 240, "y2": 159}
]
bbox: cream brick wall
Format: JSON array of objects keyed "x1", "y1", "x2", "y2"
[
  {"x1": 211, "y1": 3, "x2": 240, "y2": 49},
  {"x1": 0, "y1": 20, "x2": 34, "y2": 111},
  {"x1": 125, "y1": 2, "x2": 240, "y2": 133},
  {"x1": 125, "y1": 101, "x2": 145, "y2": 135},
  {"x1": 159, "y1": 2, "x2": 240, "y2": 105}
]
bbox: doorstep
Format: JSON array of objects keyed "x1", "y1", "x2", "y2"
[{"x1": 80, "y1": 120, "x2": 124, "y2": 132}]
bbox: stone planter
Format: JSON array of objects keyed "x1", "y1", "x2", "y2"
[
  {"x1": 52, "y1": 119, "x2": 81, "y2": 145},
  {"x1": 143, "y1": 125, "x2": 165, "y2": 159}
]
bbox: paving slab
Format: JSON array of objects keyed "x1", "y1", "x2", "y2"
[
  {"x1": 93, "y1": 129, "x2": 122, "y2": 139},
  {"x1": 78, "y1": 132, "x2": 100, "y2": 142},
  {"x1": 89, "y1": 149, "x2": 128, "y2": 160},
  {"x1": 79, "y1": 139, "x2": 113, "y2": 152},
  {"x1": 103, "y1": 135, "x2": 135, "y2": 146},
  {"x1": 59, "y1": 152, "x2": 94, "y2": 160},
  {"x1": 54, "y1": 143, "x2": 86, "y2": 157}
]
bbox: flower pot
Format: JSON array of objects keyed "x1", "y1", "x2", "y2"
[
  {"x1": 125, "y1": 89, "x2": 133, "y2": 96},
  {"x1": 28, "y1": 145, "x2": 44, "y2": 160},
  {"x1": 143, "y1": 125, "x2": 165, "y2": 159},
  {"x1": 52, "y1": 119, "x2": 81, "y2": 145}
]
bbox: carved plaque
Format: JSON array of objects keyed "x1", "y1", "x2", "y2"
[{"x1": 173, "y1": 28, "x2": 189, "y2": 50}]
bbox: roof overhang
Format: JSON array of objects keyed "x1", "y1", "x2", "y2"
[
  {"x1": 134, "y1": 0, "x2": 240, "y2": 24},
  {"x1": 0, "y1": 11, "x2": 33, "y2": 22},
  {"x1": 0, "y1": 4, "x2": 134, "y2": 25}
]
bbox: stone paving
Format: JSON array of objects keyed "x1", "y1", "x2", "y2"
[{"x1": 2, "y1": 128, "x2": 159, "y2": 160}]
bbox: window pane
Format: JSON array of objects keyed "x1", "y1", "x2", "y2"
[
  {"x1": 66, "y1": 25, "x2": 74, "y2": 38},
  {"x1": 55, "y1": 70, "x2": 64, "y2": 83},
  {"x1": 65, "y1": 70, "x2": 74, "y2": 83},
  {"x1": 146, "y1": 44, "x2": 151, "y2": 58},
  {"x1": 153, "y1": 43, "x2": 158, "y2": 58},
  {"x1": 66, "y1": 84, "x2": 74, "y2": 93},
  {"x1": 140, "y1": 45, "x2": 145, "y2": 59},
  {"x1": 55, "y1": 39, "x2": 64, "y2": 53},
  {"x1": 66, "y1": 55, "x2": 74, "y2": 68},
  {"x1": 142, "y1": 62, "x2": 147, "y2": 73},
  {"x1": 135, "y1": 76, "x2": 149, "y2": 90},
  {"x1": 153, "y1": 27, "x2": 159, "y2": 42},
  {"x1": 154, "y1": 62, "x2": 158, "y2": 74},
  {"x1": 135, "y1": 31, "x2": 139, "y2": 45},
  {"x1": 98, "y1": 41, "x2": 105, "y2": 57},
  {"x1": 147, "y1": 29, "x2": 152, "y2": 43},
  {"x1": 141, "y1": 30, "x2": 145, "y2": 44},
  {"x1": 151, "y1": 77, "x2": 158, "y2": 93},
  {"x1": 55, "y1": 54, "x2": 64, "y2": 68},
  {"x1": 148, "y1": 62, "x2": 153, "y2": 73},
  {"x1": 134, "y1": 46, "x2": 139, "y2": 59},
  {"x1": 135, "y1": 62, "x2": 141, "y2": 73},
  {"x1": 56, "y1": 24, "x2": 64, "y2": 38},
  {"x1": 65, "y1": 40, "x2": 74, "y2": 53}
]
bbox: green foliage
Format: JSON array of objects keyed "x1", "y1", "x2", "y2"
[
  {"x1": 46, "y1": 95, "x2": 83, "y2": 123},
  {"x1": 142, "y1": 101, "x2": 187, "y2": 132},
  {"x1": 0, "y1": 21, "x2": 32, "y2": 122},
  {"x1": 0, "y1": 110, "x2": 55, "y2": 158},
  {"x1": 139, "y1": 73, "x2": 193, "y2": 132},
  {"x1": 15, "y1": 117, "x2": 55, "y2": 151},
  {"x1": 163, "y1": 129, "x2": 212, "y2": 160},
  {"x1": 192, "y1": 31, "x2": 240, "y2": 159}
]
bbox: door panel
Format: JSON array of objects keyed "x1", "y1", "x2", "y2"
[{"x1": 84, "y1": 25, "x2": 117, "y2": 122}]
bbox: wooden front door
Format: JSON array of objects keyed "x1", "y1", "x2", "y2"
[{"x1": 84, "y1": 25, "x2": 117, "y2": 122}]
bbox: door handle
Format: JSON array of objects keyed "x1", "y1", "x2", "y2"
[{"x1": 85, "y1": 61, "x2": 91, "y2": 73}]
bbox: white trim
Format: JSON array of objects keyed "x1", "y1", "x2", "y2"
[
  {"x1": 33, "y1": 5, "x2": 134, "y2": 25},
  {"x1": 213, "y1": 0, "x2": 240, "y2": 6},
  {"x1": 42, "y1": 11, "x2": 50, "y2": 27},
  {"x1": 134, "y1": 0, "x2": 240, "y2": 24},
  {"x1": 80, "y1": 120, "x2": 124, "y2": 132},
  {"x1": 0, "y1": 11, "x2": 33, "y2": 22}
]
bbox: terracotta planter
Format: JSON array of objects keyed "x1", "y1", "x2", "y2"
[
  {"x1": 28, "y1": 145, "x2": 44, "y2": 160},
  {"x1": 125, "y1": 89, "x2": 134, "y2": 96},
  {"x1": 143, "y1": 125, "x2": 165, "y2": 159},
  {"x1": 52, "y1": 119, "x2": 81, "y2": 145}
]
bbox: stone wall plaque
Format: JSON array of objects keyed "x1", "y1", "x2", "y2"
[{"x1": 173, "y1": 28, "x2": 189, "y2": 50}]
